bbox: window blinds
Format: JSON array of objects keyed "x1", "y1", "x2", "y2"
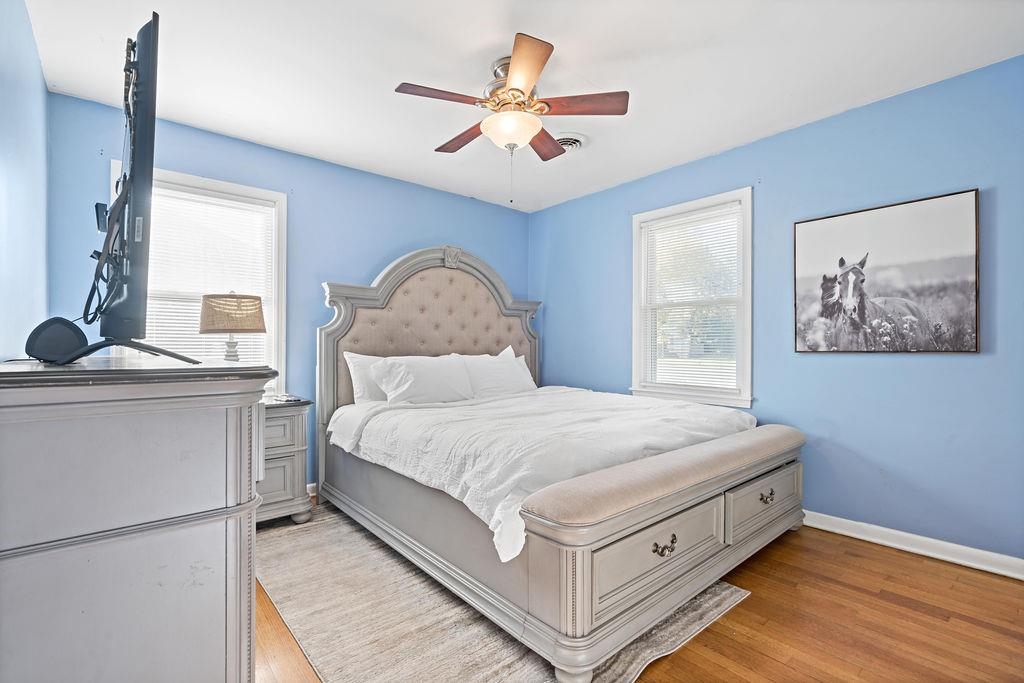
[
  {"x1": 141, "y1": 185, "x2": 278, "y2": 365},
  {"x1": 639, "y1": 201, "x2": 743, "y2": 393}
]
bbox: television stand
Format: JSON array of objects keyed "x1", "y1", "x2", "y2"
[{"x1": 55, "y1": 339, "x2": 199, "y2": 365}]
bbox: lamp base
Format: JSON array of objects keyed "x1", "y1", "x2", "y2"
[{"x1": 223, "y1": 334, "x2": 239, "y2": 362}]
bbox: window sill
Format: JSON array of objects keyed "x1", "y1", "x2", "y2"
[{"x1": 630, "y1": 386, "x2": 752, "y2": 409}]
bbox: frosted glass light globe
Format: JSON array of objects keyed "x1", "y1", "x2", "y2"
[{"x1": 480, "y1": 110, "x2": 543, "y2": 150}]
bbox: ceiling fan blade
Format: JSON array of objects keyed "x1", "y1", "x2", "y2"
[
  {"x1": 396, "y1": 83, "x2": 480, "y2": 106},
  {"x1": 529, "y1": 128, "x2": 566, "y2": 161},
  {"x1": 435, "y1": 123, "x2": 483, "y2": 153},
  {"x1": 506, "y1": 33, "x2": 554, "y2": 95},
  {"x1": 540, "y1": 91, "x2": 629, "y2": 116}
]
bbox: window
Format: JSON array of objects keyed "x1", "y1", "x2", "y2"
[
  {"x1": 632, "y1": 187, "x2": 752, "y2": 408},
  {"x1": 111, "y1": 163, "x2": 287, "y2": 393}
]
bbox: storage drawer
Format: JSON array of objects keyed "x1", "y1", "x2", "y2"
[
  {"x1": 1, "y1": 405, "x2": 238, "y2": 551},
  {"x1": 1, "y1": 517, "x2": 236, "y2": 681},
  {"x1": 265, "y1": 414, "x2": 299, "y2": 450},
  {"x1": 257, "y1": 457, "x2": 298, "y2": 505},
  {"x1": 725, "y1": 462, "x2": 802, "y2": 544},
  {"x1": 592, "y1": 496, "x2": 725, "y2": 621}
]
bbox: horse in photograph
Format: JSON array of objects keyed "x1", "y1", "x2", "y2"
[{"x1": 821, "y1": 253, "x2": 933, "y2": 351}]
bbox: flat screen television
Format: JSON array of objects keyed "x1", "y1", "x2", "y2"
[
  {"x1": 96, "y1": 12, "x2": 160, "y2": 341},
  {"x1": 29, "y1": 12, "x2": 196, "y2": 365}
]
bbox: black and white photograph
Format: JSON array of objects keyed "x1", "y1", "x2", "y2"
[{"x1": 795, "y1": 190, "x2": 979, "y2": 352}]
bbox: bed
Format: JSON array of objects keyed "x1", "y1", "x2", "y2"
[{"x1": 316, "y1": 246, "x2": 804, "y2": 682}]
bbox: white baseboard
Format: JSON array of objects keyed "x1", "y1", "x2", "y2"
[
  {"x1": 802, "y1": 510, "x2": 1023, "y2": 581},
  {"x1": 307, "y1": 483, "x2": 317, "y2": 497}
]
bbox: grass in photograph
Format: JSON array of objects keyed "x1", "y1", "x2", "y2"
[{"x1": 797, "y1": 279, "x2": 976, "y2": 352}]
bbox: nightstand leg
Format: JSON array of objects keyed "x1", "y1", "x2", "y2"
[{"x1": 291, "y1": 511, "x2": 312, "y2": 524}]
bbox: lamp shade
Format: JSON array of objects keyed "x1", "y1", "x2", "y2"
[
  {"x1": 480, "y1": 110, "x2": 543, "y2": 150},
  {"x1": 199, "y1": 294, "x2": 266, "y2": 334}
]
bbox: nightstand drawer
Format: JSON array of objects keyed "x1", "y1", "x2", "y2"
[
  {"x1": 257, "y1": 457, "x2": 300, "y2": 505},
  {"x1": 265, "y1": 414, "x2": 299, "y2": 449}
]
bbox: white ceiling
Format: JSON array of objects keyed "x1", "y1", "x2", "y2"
[{"x1": 25, "y1": 0, "x2": 1024, "y2": 212}]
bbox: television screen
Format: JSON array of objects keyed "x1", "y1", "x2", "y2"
[{"x1": 95, "y1": 12, "x2": 159, "y2": 341}]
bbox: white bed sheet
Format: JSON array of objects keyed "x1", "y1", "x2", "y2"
[{"x1": 327, "y1": 387, "x2": 756, "y2": 562}]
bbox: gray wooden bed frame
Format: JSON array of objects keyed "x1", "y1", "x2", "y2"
[{"x1": 316, "y1": 246, "x2": 805, "y2": 682}]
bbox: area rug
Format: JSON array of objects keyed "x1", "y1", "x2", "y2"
[{"x1": 256, "y1": 505, "x2": 748, "y2": 683}]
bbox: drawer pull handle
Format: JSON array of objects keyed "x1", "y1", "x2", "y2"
[
  {"x1": 651, "y1": 533, "x2": 677, "y2": 557},
  {"x1": 759, "y1": 488, "x2": 776, "y2": 505}
]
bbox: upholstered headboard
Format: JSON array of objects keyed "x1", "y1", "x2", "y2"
[{"x1": 315, "y1": 246, "x2": 540, "y2": 486}]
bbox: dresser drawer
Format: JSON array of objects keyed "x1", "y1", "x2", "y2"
[
  {"x1": 1, "y1": 515, "x2": 236, "y2": 681},
  {"x1": 257, "y1": 457, "x2": 299, "y2": 505},
  {"x1": 1, "y1": 405, "x2": 243, "y2": 551},
  {"x1": 592, "y1": 496, "x2": 725, "y2": 622},
  {"x1": 725, "y1": 462, "x2": 802, "y2": 544},
  {"x1": 265, "y1": 414, "x2": 300, "y2": 450}
]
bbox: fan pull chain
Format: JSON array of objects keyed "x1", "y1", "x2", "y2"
[{"x1": 507, "y1": 144, "x2": 515, "y2": 205}]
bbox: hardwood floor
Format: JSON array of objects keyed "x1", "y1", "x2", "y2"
[
  {"x1": 255, "y1": 581, "x2": 319, "y2": 683},
  {"x1": 255, "y1": 526, "x2": 1024, "y2": 682}
]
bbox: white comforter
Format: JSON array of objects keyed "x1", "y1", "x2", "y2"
[{"x1": 328, "y1": 387, "x2": 756, "y2": 562}]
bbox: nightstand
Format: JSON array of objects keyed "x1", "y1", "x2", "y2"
[{"x1": 257, "y1": 396, "x2": 313, "y2": 524}]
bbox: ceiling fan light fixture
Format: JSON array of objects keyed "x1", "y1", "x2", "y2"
[{"x1": 480, "y1": 110, "x2": 542, "y2": 150}]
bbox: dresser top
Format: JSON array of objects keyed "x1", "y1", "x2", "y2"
[{"x1": 0, "y1": 355, "x2": 277, "y2": 389}]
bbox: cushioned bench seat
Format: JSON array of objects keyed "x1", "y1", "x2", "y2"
[{"x1": 521, "y1": 424, "x2": 805, "y2": 527}]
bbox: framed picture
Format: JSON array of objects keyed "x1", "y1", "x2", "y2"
[{"x1": 795, "y1": 189, "x2": 979, "y2": 353}]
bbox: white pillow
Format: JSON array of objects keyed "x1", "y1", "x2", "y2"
[
  {"x1": 461, "y1": 346, "x2": 537, "y2": 398},
  {"x1": 515, "y1": 354, "x2": 535, "y2": 384},
  {"x1": 343, "y1": 352, "x2": 388, "y2": 403},
  {"x1": 370, "y1": 354, "x2": 474, "y2": 405}
]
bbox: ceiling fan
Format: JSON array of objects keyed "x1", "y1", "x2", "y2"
[{"x1": 395, "y1": 33, "x2": 629, "y2": 161}]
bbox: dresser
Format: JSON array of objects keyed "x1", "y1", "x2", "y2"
[
  {"x1": 0, "y1": 357, "x2": 276, "y2": 683},
  {"x1": 257, "y1": 397, "x2": 313, "y2": 524}
]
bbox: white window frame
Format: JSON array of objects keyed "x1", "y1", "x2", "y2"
[
  {"x1": 631, "y1": 187, "x2": 752, "y2": 408},
  {"x1": 110, "y1": 161, "x2": 288, "y2": 394}
]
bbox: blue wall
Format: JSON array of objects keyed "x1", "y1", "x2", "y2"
[
  {"x1": 528, "y1": 56, "x2": 1024, "y2": 557},
  {"x1": 1, "y1": 0, "x2": 48, "y2": 359},
  {"x1": 46, "y1": 94, "x2": 530, "y2": 477}
]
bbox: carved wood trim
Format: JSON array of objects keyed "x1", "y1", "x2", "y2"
[{"x1": 561, "y1": 548, "x2": 593, "y2": 637}]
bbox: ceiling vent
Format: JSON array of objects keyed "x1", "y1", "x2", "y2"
[{"x1": 555, "y1": 132, "x2": 587, "y2": 153}]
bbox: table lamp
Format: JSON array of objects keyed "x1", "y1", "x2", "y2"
[{"x1": 199, "y1": 293, "x2": 266, "y2": 362}]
